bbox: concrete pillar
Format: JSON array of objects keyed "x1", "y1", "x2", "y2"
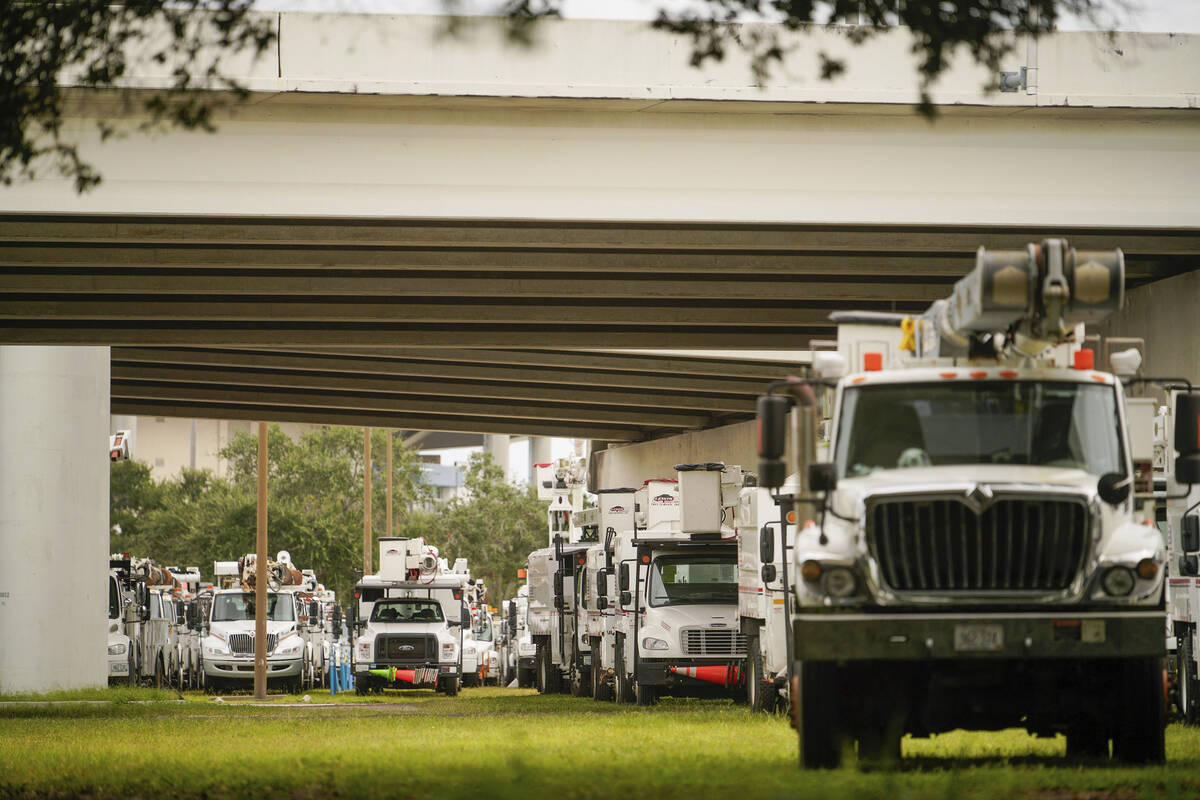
[
  {"x1": 1095, "y1": 271, "x2": 1200, "y2": 382},
  {"x1": 589, "y1": 420, "x2": 756, "y2": 492},
  {"x1": 484, "y1": 434, "x2": 510, "y2": 479},
  {"x1": 0, "y1": 346, "x2": 110, "y2": 692},
  {"x1": 528, "y1": 436, "x2": 553, "y2": 484}
]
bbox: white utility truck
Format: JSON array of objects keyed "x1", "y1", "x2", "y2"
[
  {"x1": 513, "y1": 585, "x2": 536, "y2": 687},
  {"x1": 608, "y1": 468, "x2": 747, "y2": 706},
  {"x1": 755, "y1": 239, "x2": 1181, "y2": 767},
  {"x1": 579, "y1": 487, "x2": 636, "y2": 701},
  {"x1": 201, "y1": 553, "x2": 311, "y2": 692},
  {"x1": 527, "y1": 459, "x2": 594, "y2": 695},
  {"x1": 107, "y1": 555, "x2": 147, "y2": 685},
  {"x1": 352, "y1": 537, "x2": 468, "y2": 696}
]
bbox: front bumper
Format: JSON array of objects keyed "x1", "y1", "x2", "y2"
[
  {"x1": 107, "y1": 656, "x2": 129, "y2": 679},
  {"x1": 793, "y1": 610, "x2": 1165, "y2": 661},
  {"x1": 518, "y1": 655, "x2": 535, "y2": 669},
  {"x1": 636, "y1": 657, "x2": 744, "y2": 688},
  {"x1": 204, "y1": 656, "x2": 302, "y2": 679}
]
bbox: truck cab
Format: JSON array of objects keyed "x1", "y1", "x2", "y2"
[
  {"x1": 106, "y1": 568, "x2": 135, "y2": 684},
  {"x1": 202, "y1": 588, "x2": 305, "y2": 691}
]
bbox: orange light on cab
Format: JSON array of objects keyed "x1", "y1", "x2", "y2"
[{"x1": 863, "y1": 352, "x2": 883, "y2": 371}]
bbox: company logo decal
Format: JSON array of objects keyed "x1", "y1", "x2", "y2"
[
  {"x1": 653, "y1": 493, "x2": 678, "y2": 504},
  {"x1": 386, "y1": 549, "x2": 401, "y2": 556},
  {"x1": 608, "y1": 506, "x2": 627, "y2": 514}
]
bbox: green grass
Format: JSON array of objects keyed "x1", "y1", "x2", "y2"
[
  {"x1": 0, "y1": 686, "x2": 178, "y2": 703},
  {"x1": 0, "y1": 687, "x2": 1197, "y2": 799}
]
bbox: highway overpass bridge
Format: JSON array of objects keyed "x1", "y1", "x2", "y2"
[{"x1": 1, "y1": 12, "x2": 1197, "y2": 691}]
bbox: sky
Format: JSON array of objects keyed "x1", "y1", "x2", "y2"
[{"x1": 252, "y1": 0, "x2": 1200, "y2": 33}]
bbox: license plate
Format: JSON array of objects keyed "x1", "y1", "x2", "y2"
[
  {"x1": 953, "y1": 624, "x2": 1004, "y2": 652},
  {"x1": 111, "y1": 663, "x2": 128, "y2": 674}
]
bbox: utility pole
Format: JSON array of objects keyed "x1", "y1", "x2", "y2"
[
  {"x1": 253, "y1": 422, "x2": 268, "y2": 700},
  {"x1": 363, "y1": 428, "x2": 372, "y2": 575},
  {"x1": 386, "y1": 429, "x2": 393, "y2": 538}
]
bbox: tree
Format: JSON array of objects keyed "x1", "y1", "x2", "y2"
[
  {"x1": 1, "y1": 1, "x2": 274, "y2": 192},
  {"x1": 6, "y1": 1, "x2": 1115, "y2": 192},
  {"x1": 109, "y1": 425, "x2": 430, "y2": 602},
  {"x1": 402, "y1": 452, "x2": 546, "y2": 601}
]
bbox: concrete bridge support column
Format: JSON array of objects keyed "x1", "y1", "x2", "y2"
[
  {"x1": 1096, "y1": 271, "x2": 1200, "y2": 381},
  {"x1": 528, "y1": 437, "x2": 552, "y2": 480},
  {"x1": 0, "y1": 346, "x2": 110, "y2": 693},
  {"x1": 485, "y1": 434, "x2": 511, "y2": 480}
]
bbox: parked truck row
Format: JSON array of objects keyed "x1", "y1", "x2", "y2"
[{"x1": 108, "y1": 551, "x2": 345, "y2": 692}]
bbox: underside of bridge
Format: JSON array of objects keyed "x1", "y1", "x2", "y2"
[{"x1": 3, "y1": 213, "x2": 1198, "y2": 441}]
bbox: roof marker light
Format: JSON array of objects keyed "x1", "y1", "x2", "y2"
[
  {"x1": 940, "y1": 372, "x2": 957, "y2": 379},
  {"x1": 970, "y1": 371, "x2": 987, "y2": 379},
  {"x1": 1073, "y1": 349, "x2": 1095, "y2": 370},
  {"x1": 1000, "y1": 370, "x2": 1018, "y2": 379},
  {"x1": 863, "y1": 352, "x2": 883, "y2": 371}
]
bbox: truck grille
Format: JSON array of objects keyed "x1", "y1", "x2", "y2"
[
  {"x1": 227, "y1": 633, "x2": 278, "y2": 654},
  {"x1": 681, "y1": 628, "x2": 747, "y2": 656},
  {"x1": 868, "y1": 496, "x2": 1089, "y2": 593},
  {"x1": 376, "y1": 635, "x2": 435, "y2": 661}
]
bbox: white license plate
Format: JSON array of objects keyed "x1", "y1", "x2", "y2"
[
  {"x1": 110, "y1": 663, "x2": 128, "y2": 674},
  {"x1": 953, "y1": 624, "x2": 1004, "y2": 652}
]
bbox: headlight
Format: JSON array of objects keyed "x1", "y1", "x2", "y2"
[
  {"x1": 204, "y1": 634, "x2": 229, "y2": 656},
  {"x1": 276, "y1": 638, "x2": 302, "y2": 656},
  {"x1": 464, "y1": 647, "x2": 476, "y2": 656},
  {"x1": 1101, "y1": 567, "x2": 1136, "y2": 597},
  {"x1": 441, "y1": 643, "x2": 456, "y2": 659},
  {"x1": 356, "y1": 642, "x2": 372, "y2": 660},
  {"x1": 822, "y1": 567, "x2": 858, "y2": 598},
  {"x1": 641, "y1": 637, "x2": 669, "y2": 651},
  {"x1": 108, "y1": 643, "x2": 127, "y2": 656}
]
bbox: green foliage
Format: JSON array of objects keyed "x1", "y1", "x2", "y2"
[
  {"x1": 1, "y1": 1, "x2": 274, "y2": 192},
  {"x1": 402, "y1": 452, "x2": 546, "y2": 602},
  {"x1": 110, "y1": 425, "x2": 430, "y2": 602}
]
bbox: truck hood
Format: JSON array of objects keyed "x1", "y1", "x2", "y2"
[
  {"x1": 642, "y1": 603, "x2": 738, "y2": 631},
  {"x1": 209, "y1": 620, "x2": 297, "y2": 639},
  {"x1": 831, "y1": 465, "x2": 1098, "y2": 514}
]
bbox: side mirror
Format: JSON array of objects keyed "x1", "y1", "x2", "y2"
[
  {"x1": 1175, "y1": 394, "x2": 1200, "y2": 484},
  {"x1": 1097, "y1": 472, "x2": 1132, "y2": 506},
  {"x1": 808, "y1": 462, "x2": 838, "y2": 493},
  {"x1": 461, "y1": 608, "x2": 471, "y2": 628},
  {"x1": 761, "y1": 564, "x2": 777, "y2": 583},
  {"x1": 1180, "y1": 555, "x2": 1200, "y2": 577},
  {"x1": 508, "y1": 602, "x2": 517, "y2": 633},
  {"x1": 308, "y1": 600, "x2": 320, "y2": 622},
  {"x1": 1183, "y1": 514, "x2": 1200, "y2": 553},
  {"x1": 553, "y1": 596, "x2": 564, "y2": 610},
  {"x1": 757, "y1": 394, "x2": 791, "y2": 489},
  {"x1": 553, "y1": 573, "x2": 563, "y2": 598},
  {"x1": 597, "y1": 571, "x2": 608, "y2": 597},
  {"x1": 619, "y1": 563, "x2": 630, "y2": 592},
  {"x1": 619, "y1": 591, "x2": 632, "y2": 608},
  {"x1": 759, "y1": 525, "x2": 775, "y2": 564},
  {"x1": 597, "y1": 596, "x2": 608, "y2": 610}
]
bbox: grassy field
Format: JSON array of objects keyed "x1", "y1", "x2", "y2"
[{"x1": 1, "y1": 687, "x2": 1197, "y2": 799}]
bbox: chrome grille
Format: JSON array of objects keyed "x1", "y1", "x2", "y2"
[
  {"x1": 227, "y1": 633, "x2": 278, "y2": 654},
  {"x1": 681, "y1": 628, "x2": 747, "y2": 656},
  {"x1": 868, "y1": 496, "x2": 1089, "y2": 593}
]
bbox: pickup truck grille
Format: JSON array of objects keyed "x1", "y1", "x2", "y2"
[
  {"x1": 868, "y1": 496, "x2": 1089, "y2": 593},
  {"x1": 376, "y1": 635, "x2": 435, "y2": 661},
  {"x1": 227, "y1": 633, "x2": 278, "y2": 654},
  {"x1": 681, "y1": 628, "x2": 747, "y2": 656}
]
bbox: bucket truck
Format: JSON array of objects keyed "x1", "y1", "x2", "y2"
[
  {"x1": 527, "y1": 459, "x2": 594, "y2": 695},
  {"x1": 352, "y1": 538, "x2": 468, "y2": 696},
  {"x1": 755, "y1": 239, "x2": 1182, "y2": 767},
  {"x1": 608, "y1": 467, "x2": 748, "y2": 706}
]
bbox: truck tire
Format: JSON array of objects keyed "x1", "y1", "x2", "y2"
[
  {"x1": 1113, "y1": 657, "x2": 1166, "y2": 764},
  {"x1": 797, "y1": 661, "x2": 845, "y2": 769},
  {"x1": 570, "y1": 665, "x2": 592, "y2": 698},
  {"x1": 153, "y1": 655, "x2": 165, "y2": 690},
  {"x1": 746, "y1": 635, "x2": 777, "y2": 713},
  {"x1": 614, "y1": 638, "x2": 635, "y2": 705},
  {"x1": 1180, "y1": 635, "x2": 1197, "y2": 725},
  {"x1": 591, "y1": 640, "x2": 612, "y2": 702},
  {"x1": 1065, "y1": 726, "x2": 1108, "y2": 760},
  {"x1": 536, "y1": 645, "x2": 561, "y2": 694},
  {"x1": 635, "y1": 680, "x2": 657, "y2": 707},
  {"x1": 441, "y1": 676, "x2": 460, "y2": 697},
  {"x1": 517, "y1": 666, "x2": 534, "y2": 688}
]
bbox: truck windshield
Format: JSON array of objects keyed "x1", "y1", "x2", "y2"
[
  {"x1": 211, "y1": 593, "x2": 295, "y2": 622},
  {"x1": 475, "y1": 615, "x2": 493, "y2": 642},
  {"x1": 370, "y1": 599, "x2": 444, "y2": 623},
  {"x1": 836, "y1": 381, "x2": 1124, "y2": 477},
  {"x1": 108, "y1": 577, "x2": 120, "y2": 620},
  {"x1": 648, "y1": 556, "x2": 738, "y2": 607}
]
